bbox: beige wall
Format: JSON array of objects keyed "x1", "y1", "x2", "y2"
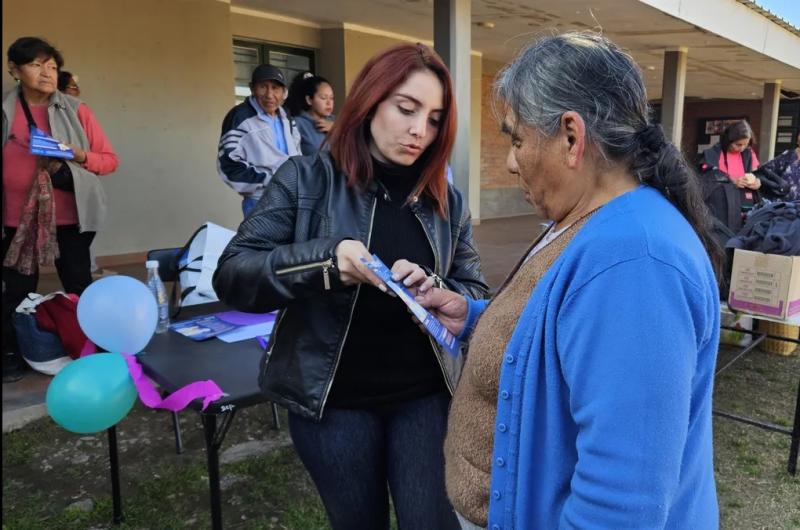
[
  {"x1": 2, "y1": 0, "x2": 240, "y2": 257},
  {"x1": 342, "y1": 31, "x2": 404, "y2": 94},
  {"x1": 231, "y1": 11, "x2": 320, "y2": 49},
  {"x1": 2, "y1": 2, "x2": 493, "y2": 261}
]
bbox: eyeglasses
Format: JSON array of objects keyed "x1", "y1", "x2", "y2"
[{"x1": 66, "y1": 84, "x2": 79, "y2": 90}]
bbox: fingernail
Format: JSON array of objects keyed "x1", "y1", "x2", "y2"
[
  {"x1": 403, "y1": 278, "x2": 412, "y2": 286},
  {"x1": 379, "y1": 284, "x2": 387, "y2": 292},
  {"x1": 391, "y1": 274, "x2": 400, "y2": 281}
]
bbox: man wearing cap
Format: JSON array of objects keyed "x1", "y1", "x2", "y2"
[{"x1": 217, "y1": 64, "x2": 302, "y2": 216}]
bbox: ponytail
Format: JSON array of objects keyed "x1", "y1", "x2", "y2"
[{"x1": 631, "y1": 124, "x2": 724, "y2": 276}]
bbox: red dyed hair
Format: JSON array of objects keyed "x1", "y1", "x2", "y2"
[{"x1": 327, "y1": 43, "x2": 456, "y2": 217}]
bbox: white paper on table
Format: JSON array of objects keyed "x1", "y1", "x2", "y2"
[{"x1": 217, "y1": 321, "x2": 275, "y2": 343}]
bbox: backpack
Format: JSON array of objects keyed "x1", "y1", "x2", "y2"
[{"x1": 176, "y1": 222, "x2": 236, "y2": 310}]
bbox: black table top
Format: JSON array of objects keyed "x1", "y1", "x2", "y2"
[{"x1": 136, "y1": 303, "x2": 267, "y2": 414}]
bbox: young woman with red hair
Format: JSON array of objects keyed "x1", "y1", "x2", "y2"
[{"x1": 214, "y1": 43, "x2": 488, "y2": 529}]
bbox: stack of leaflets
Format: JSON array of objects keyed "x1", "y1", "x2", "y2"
[
  {"x1": 170, "y1": 311, "x2": 276, "y2": 342},
  {"x1": 362, "y1": 254, "x2": 461, "y2": 357},
  {"x1": 170, "y1": 315, "x2": 238, "y2": 341},
  {"x1": 29, "y1": 127, "x2": 74, "y2": 159}
]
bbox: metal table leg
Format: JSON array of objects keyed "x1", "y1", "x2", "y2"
[
  {"x1": 201, "y1": 410, "x2": 237, "y2": 530},
  {"x1": 789, "y1": 378, "x2": 800, "y2": 475},
  {"x1": 172, "y1": 411, "x2": 184, "y2": 454},
  {"x1": 271, "y1": 402, "x2": 281, "y2": 430},
  {"x1": 107, "y1": 426, "x2": 124, "y2": 524}
]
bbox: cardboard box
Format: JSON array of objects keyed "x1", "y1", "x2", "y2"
[{"x1": 728, "y1": 249, "x2": 800, "y2": 322}]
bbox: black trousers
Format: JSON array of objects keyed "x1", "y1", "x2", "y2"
[{"x1": 2, "y1": 225, "x2": 95, "y2": 355}]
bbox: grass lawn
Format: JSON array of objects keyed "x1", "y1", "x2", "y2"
[{"x1": 3, "y1": 344, "x2": 798, "y2": 529}]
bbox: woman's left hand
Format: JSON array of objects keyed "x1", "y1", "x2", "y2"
[
  {"x1": 391, "y1": 259, "x2": 435, "y2": 296},
  {"x1": 66, "y1": 144, "x2": 87, "y2": 164}
]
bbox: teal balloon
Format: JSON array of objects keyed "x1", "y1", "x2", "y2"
[
  {"x1": 77, "y1": 275, "x2": 157, "y2": 354},
  {"x1": 46, "y1": 353, "x2": 137, "y2": 434}
]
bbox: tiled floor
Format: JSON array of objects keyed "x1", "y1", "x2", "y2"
[{"x1": 2, "y1": 214, "x2": 546, "y2": 431}]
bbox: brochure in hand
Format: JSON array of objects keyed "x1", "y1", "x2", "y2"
[
  {"x1": 29, "y1": 127, "x2": 75, "y2": 159},
  {"x1": 361, "y1": 254, "x2": 460, "y2": 357}
]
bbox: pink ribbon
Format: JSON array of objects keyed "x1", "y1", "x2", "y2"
[
  {"x1": 79, "y1": 339, "x2": 224, "y2": 412},
  {"x1": 122, "y1": 353, "x2": 225, "y2": 412}
]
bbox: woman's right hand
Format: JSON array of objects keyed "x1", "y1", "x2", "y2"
[
  {"x1": 315, "y1": 119, "x2": 333, "y2": 134},
  {"x1": 736, "y1": 173, "x2": 760, "y2": 189},
  {"x1": 415, "y1": 288, "x2": 468, "y2": 336},
  {"x1": 335, "y1": 240, "x2": 389, "y2": 293}
]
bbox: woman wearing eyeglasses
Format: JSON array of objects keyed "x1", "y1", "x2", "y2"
[{"x1": 2, "y1": 37, "x2": 118, "y2": 382}]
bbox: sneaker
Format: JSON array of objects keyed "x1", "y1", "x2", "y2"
[{"x1": 3, "y1": 351, "x2": 25, "y2": 383}]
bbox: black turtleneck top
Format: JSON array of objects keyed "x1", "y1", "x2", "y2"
[{"x1": 327, "y1": 158, "x2": 447, "y2": 409}]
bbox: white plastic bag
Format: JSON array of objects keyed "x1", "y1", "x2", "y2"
[
  {"x1": 178, "y1": 222, "x2": 236, "y2": 307},
  {"x1": 720, "y1": 306, "x2": 754, "y2": 347}
]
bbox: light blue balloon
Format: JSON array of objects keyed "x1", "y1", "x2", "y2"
[
  {"x1": 46, "y1": 353, "x2": 138, "y2": 434},
  {"x1": 77, "y1": 275, "x2": 157, "y2": 354}
]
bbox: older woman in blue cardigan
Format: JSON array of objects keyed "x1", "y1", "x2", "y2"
[{"x1": 417, "y1": 33, "x2": 723, "y2": 530}]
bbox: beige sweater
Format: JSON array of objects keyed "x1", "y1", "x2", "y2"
[{"x1": 444, "y1": 216, "x2": 592, "y2": 526}]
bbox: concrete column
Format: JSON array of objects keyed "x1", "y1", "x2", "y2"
[
  {"x1": 759, "y1": 80, "x2": 782, "y2": 162},
  {"x1": 318, "y1": 28, "x2": 347, "y2": 98},
  {"x1": 434, "y1": 0, "x2": 474, "y2": 212},
  {"x1": 660, "y1": 47, "x2": 687, "y2": 147}
]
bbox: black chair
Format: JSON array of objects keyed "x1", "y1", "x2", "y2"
[{"x1": 145, "y1": 248, "x2": 281, "y2": 455}]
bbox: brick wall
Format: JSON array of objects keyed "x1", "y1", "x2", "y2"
[
  {"x1": 681, "y1": 99, "x2": 763, "y2": 160},
  {"x1": 479, "y1": 90, "x2": 770, "y2": 200},
  {"x1": 480, "y1": 74, "x2": 516, "y2": 189}
]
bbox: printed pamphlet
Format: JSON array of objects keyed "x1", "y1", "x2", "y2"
[{"x1": 362, "y1": 254, "x2": 460, "y2": 357}]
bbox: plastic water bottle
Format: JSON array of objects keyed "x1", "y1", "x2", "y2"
[{"x1": 146, "y1": 260, "x2": 170, "y2": 333}]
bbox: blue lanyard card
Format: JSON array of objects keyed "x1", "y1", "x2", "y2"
[
  {"x1": 361, "y1": 254, "x2": 460, "y2": 357},
  {"x1": 29, "y1": 127, "x2": 75, "y2": 159}
]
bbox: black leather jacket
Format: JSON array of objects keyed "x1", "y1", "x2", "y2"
[{"x1": 213, "y1": 152, "x2": 489, "y2": 420}]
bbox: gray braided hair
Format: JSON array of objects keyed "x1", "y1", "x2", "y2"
[{"x1": 494, "y1": 32, "x2": 722, "y2": 274}]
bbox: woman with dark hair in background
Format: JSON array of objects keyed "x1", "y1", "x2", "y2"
[
  {"x1": 57, "y1": 70, "x2": 80, "y2": 98},
  {"x1": 213, "y1": 43, "x2": 487, "y2": 529},
  {"x1": 417, "y1": 32, "x2": 724, "y2": 529},
  {"x1": 700, "y1": 120, "x2": 787, "y2": 232},
  {"x1": 2, "y1": 37, "x2": 118, "y2": 382},
  {"x1": 286, "y1": 72, "x2": 335, "y2": 155}
]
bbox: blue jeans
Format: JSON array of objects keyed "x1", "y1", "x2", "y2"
[
  {"x1": 288, "y1": 392, "x2": 459, "y2": 530},
  {"x1": 241, "y1": 196, "x2": 258, "y2": 217}
]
